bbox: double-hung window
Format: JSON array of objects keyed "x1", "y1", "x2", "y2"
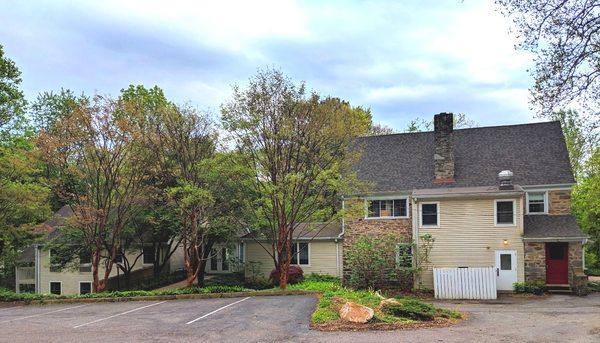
[
  {"x1": 526, "y1": 192, "x2": 547, "y2": 214},
  {"x1": 495, "y1": 200, "x2": 515, "y2": 226},
  {"x1": 420, "y1": 202, "x2": 439, "y2": 227},
  {"x1": 142, "y1": 246, "x2": 155, "y2": 265},
  {"x1": 367, "y1": 198, "x2": 408, "y2": 218},
  {"x1": 291, "y1": 242, "x2": 309, "y2": 265},
  {"x1": 49, "y1": 281, "x2": 61, "y2": 295},
  {"x1": 395, "y1": 243, "x2": 413, "y2": 268},
  {"x1": 79, "y1": 251, "x2": 92, "y2": 273}
]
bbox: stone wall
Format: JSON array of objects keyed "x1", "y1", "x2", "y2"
[
  {"x1": 433, "y1": 112, "x2": 455, "y2": 183},
  {"x1": 568, "y1": 242, "x2": 584, "y2": 280},
  {"x1": 524, "y1": 242, "x2": 546, "y2": 283},
  {"x1": 548, "y1": 190, "x2": 571, "y2": 215},
  {"x1": 343, "y1": 217, "x2": 412, "y2": 288}
]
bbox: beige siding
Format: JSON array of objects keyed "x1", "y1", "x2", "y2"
[
  {"x1": 416, "y1": 196, "x2": 525, "y2": 288},
  {"x1": 38, "y1": 249, "x2": 153, "y2": 295},
  {"x1": 244, "y1": 241, "x2": 342, "y2": 279}
]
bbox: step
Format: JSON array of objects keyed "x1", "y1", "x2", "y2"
[{"x1": 546, "y1": 284, "x2": 572, "y2": 293}]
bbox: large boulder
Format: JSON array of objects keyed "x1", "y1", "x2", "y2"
[{"x1": 339, "y1": 301, "x2": 374, "y2": 323}]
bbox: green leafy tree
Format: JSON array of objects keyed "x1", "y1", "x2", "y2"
[
  {"x1": 0, "y1": 134, "x2": 52, "y2": 286},
  {"x1": 222, "y1": 68, "x2": 371, "y2": 289},
  {"x1": 573, "y1": 148, "x2": 600, "y2": 271},
  {"x1": 30, "y1": 89, "x2": 86, "y2": 134},
  {"x1": 496, "y1": 0, "x2": 600, "y2": 125},
  {"x1": 550, "y1": 110, "x2": 598, "y2": 179},
  {"x1": 0, "y1": 44, "x2": 26, "y2": 139}
]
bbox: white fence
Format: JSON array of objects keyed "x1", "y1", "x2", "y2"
[{"x1": 433, "y1": 267, "x2": 497, "y2": 300}]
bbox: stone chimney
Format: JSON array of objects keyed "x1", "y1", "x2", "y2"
[{"x1": 433, "y1": 112, "x2": 455, "y2": 184}]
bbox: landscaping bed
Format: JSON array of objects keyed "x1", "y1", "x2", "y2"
[{"x1": 288, "y1": 275, "x2": 463, "y2": 331}]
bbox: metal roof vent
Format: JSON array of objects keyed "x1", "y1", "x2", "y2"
[{"x1": 498, "y1": 170, "x2": 514, "y2": 190}]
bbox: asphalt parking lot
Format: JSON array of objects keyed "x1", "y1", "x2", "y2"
[{"x1": 0, "y1": 293, "x2": 599, "y2": 343}]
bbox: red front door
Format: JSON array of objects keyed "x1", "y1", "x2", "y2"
[{"x1": 546, "y1": 243, "x2": 569, "y2": 284}]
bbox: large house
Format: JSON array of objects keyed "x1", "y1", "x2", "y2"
[
  {"x1": 16, "y1": 113, "x2": 587, "y2": 294},
  {"x1": 343, "y1": 113, "x2": 587, "y2": 291}
]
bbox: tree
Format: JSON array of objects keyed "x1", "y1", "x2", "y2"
[
  {"x1": 0, "y1": 134, "x2": 52, "y2": 287},
  {"x1": 30, "y1": 89, "x2": 86, "y2": 134},
  {"x1": 38, "y1": 95, "x2": 148, "y2": 292},
  {"x1": 550, "y1": 109, "x2": 598, "y2": 179},
  {"x1": 496, "y1": 0, "x2": 600, "y2": 124},
  {"x1": 404, "y1": 113, "x2": 477, "y2": 132},
  {"x1": 222, "y1": 68, "x2": 370, "y2": 289},
  {"x1": 368, "y1": 123, "x2": 396, "y2": 136},
  {"x1": 0, "y1": 44, "x2": 26, "y2": 138},
  {"x1": 572, "y1": 147, "x2": 600, "y2": 271}
]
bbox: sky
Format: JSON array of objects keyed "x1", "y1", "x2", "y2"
[{"x1": 1, "y1": 0, "x2": 537, "y2": 130}]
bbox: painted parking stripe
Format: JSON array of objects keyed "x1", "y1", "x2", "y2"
[
  {"x1": 186, "y1": 297, "x2": 251, "y2": 325},
  {"x1": 73, "y1": 301, "x2": 166, "y2": 328},
  {"x1": 0, "y1": 304, "x2": 87, "y2": 324}
]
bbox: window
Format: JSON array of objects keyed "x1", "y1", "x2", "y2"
[
  {"x1": 142, "y1": 246, "x2": 155, "y2": 265},
  {"x1": 210, "y1": 249, "x2": 218, "y2": 271},
  {"x1": 527, "y1": 192, "x2": 547, "y2": 214},
  {"x1": 395, "y1": 244, "x2": 413, "y2": 268},
  {"x1": 114, "y1": 253, "x2": 124, "y2": 264},
  {"x1": 238, "y1": 243, "x2": 245, "y2": 263},
  {"x1": 367, "y1": 198, "x2": 408, "y2": 218},
  {"x1": 49, "y1": 281, "x2": 61, "y2": 295},
  {"x1": 49, "y1": 249, "x2": 60, "y2": 272},
  {"x1": 495, "y1": 200, "x2": 515, "y2": 225},
  {"x1": 291, "y1": 242, "x2": 309, "y2": 265},
  {"x1": 19, "y1": 284, "x2": 35, "y2": 293},
  {"x1": 79, "y1": 251, "x2": 91, "y2": 273},
  {"x1": 420, "y1": 202, "x2": 439, "y2": 227},
  {"x1": 79, "y1": 282, "x2": 92, "y2": 295},
  {"x1": 500, "y1": 254, "x2": 512, "y2": 270},
  {"x1": 221, "y1": 248, "x2": 229, "y2": 271}
]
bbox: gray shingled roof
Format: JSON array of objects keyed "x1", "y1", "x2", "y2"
[
  {"x1": 354, "y1": 121, "x2": 575, "y2": 193},
  {"x1": 524, "y1": 215, "x2": 586, "y2": 239},
  {"x1": 240, "y1": 222, "x2": 342, "y2": 240}
]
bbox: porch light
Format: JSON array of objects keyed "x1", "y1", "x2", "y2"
[{"x1": 503, "y1": 239, "x2": 509, "y2": 246}]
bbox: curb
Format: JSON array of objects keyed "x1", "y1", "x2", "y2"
[{"x1": 1, "y1": 290, "x2": 319, "y2": 307}]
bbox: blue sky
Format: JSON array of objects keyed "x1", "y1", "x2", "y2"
[{"x1": 1, "y1": 0, "x2": 537, "y2": 130}]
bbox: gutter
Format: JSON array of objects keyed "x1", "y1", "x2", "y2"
[
  {"x1": 413, "y1": 191, "x2": 523, "y2": 200},
  {"x1": 522, "y1": 237, "x2": 588, "y2": 242}
]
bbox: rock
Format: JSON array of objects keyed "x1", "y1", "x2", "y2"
[
  {"x1": 379, "y1": 298, "x2": 401, "y2": 308},
  {"x1": 339, "y1": 301, "x2": 374, "y2": 323}
]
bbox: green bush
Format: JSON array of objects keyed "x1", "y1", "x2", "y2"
[
  {"x1": 382, "y1": 298, "x2": 437, "y2": 321},
  {"x1": 0, "y1": 285, "x2": 253, "y2": 302},
  {"x1": 513, "y1": 281, "x2": 547, "y2": 295},
  {"x1": 588, "y1": 281, "x2": 600, "y2": 292}
]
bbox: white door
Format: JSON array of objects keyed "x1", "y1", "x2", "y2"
[{"x1": 495, "y1": 250, "x2": 517, "y2": 291}]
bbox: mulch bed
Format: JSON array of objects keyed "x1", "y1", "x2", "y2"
[{"x1": 311, "y1": 317, "x2": 465, "y2": 332}]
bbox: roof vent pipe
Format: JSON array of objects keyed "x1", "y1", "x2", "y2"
[{"x1": 498, "y1": 170, "x2": 514, "y2": 190}]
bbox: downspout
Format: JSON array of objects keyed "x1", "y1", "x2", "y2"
[
  {"x1": 34, "y1": 244, "x2": 40, "y2": 293},
  {"x1": 335, "y1": 239, "x2": 340, "y2": 277},
  {"x1": 411, "y1": 195, "x2": 419, "y2": 289}
]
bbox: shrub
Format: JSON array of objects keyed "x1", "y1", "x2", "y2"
[
  {"x1": 269, "y1": 265, "x2": 304, "y2": 285},
  {"x1": 513, "y1": 281, "x2": 546, "y2": 295},
  {"x1": 588, "y1": 281, "x2": 600, "y2": 292},
  {"x1": 381, "y1": 298, "x2": 437, "y2": 321},
  {"x1": 345, "y1": 234, "x2": 413, "y2": 290}
]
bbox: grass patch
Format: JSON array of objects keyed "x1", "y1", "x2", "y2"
[
  {"x1": 289, "y1": 275, "x2": 462, "y2": 328},
  {"x1": 0, "y1": 285, "x2": 253, "y2": 302}
]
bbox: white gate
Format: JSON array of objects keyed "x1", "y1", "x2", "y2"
[{"x1": 433, "y1": 267, "x2": 497, "y2": 300}]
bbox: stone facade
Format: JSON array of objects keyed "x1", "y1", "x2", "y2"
[
  {"x1": 548, "y1": 190, "x2": 571, "y2": 215},
  {"x1": 524, "y1": 242, "x2": 546, "y2": 283},
  {"x1": 568, "y1": 242, "x2": 583, "y2": 280},
  {"x1": 433, "y1": 112, "x2": 455, "y2": 183},
  {"x1": 343, "y1": 216, "x2": 412, "y2": 288}
]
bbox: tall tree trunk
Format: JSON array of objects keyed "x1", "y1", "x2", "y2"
[{"x1": 196, "y1": 259, "x2": 207, "y2": 287}]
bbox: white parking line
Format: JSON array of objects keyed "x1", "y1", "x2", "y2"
[
  {"x1": 0, "y1": 304, "x2": 87, "y2": 324},
  {"x1": 73, "y1": 301, "x2": 166, "y2": 328},
  {"x1": 186, "y1": 297, "x2": 251, "y2": 325}
]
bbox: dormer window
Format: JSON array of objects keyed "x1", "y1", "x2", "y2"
[
  {"x1": 526, "y1": 192, "x2": 547, "y2": 214},
  {"x1": 366, "y1": 198, "x2": 409, "y2": 219}
]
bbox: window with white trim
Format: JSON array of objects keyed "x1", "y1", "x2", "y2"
[
  {"x1": 367, "y1": 198, "x2": 408, "y2": 218},
  {"x1": 238, "y1": 243, "x2": 245, "y2": 263},
  {"x1": 142, "y1": 246, "x2": 155, "y2": 265},
  {"x1": 420, "y1": 202, "x2": 439, "y2": 227},
  {"x1": 395, "y1": 243, "x2": 413, "y2": 268},
  {"x1": 291, "y1": 242, "x2": 309, "y2": 265},
  {"x1": 50, "y1": 281, "x2": 61, "y2": 295},
  {"x1": 495, "y1": 200, "x2": 515, "y2": 225},
  {"x1": 79, "y1": 282, "x2": 92, "y2": 295},
  {"x1": 527, "y1": 192, "x2": 547, "y2": 214},
  {"x1": 79, "y1": 251, "x2": 91, "y2": 273}
]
